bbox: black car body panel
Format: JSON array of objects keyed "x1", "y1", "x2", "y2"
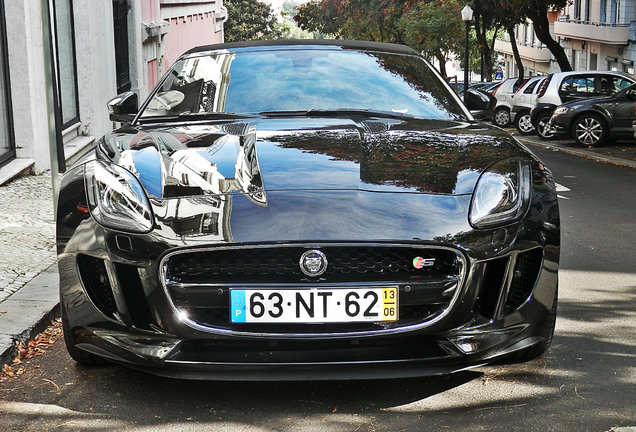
[
  {"x1": 56, "y1": 41, "x2": 560, "y2": 380},
  {"x1": 549, "y1": 84, "x2": 636, "y2": 141}
]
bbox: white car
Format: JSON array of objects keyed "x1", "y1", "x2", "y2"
[
  {"x1": 510, "y1": 76, "x2": 545, "y2": 135},
  {"x1": 492, "y1": 77, "x2": 528, "y2": 127}
]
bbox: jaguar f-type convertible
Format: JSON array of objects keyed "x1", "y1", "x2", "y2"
[{"x1": 56, "y1": 40, "x2": 560, "y2": 380}]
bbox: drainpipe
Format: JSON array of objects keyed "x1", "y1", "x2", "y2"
[{"x1": 41, "y1": 0, "x2": 65, "y2": 217}]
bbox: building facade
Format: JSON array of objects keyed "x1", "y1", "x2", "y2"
[
  {"x1": 0, "y1": 0, "x2": 226, "y2": 183},
  {"x1": 495, "y1": 1, "x2": 636, "y2": 78}
]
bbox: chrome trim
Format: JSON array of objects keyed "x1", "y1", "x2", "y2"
[{"x1": 159, "y1": 243, "x2": 467, "y2": 338}]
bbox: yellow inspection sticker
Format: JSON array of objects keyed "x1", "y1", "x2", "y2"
[{"x1": 381, "y1": 287, "x2": 399, "y2": 321}]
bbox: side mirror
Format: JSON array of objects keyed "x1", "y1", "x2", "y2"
[{"x1": 107, "y1": 92, "x2": 138, "y2": 123}]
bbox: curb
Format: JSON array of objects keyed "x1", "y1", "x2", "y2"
[
  {"x1": 0, "y1": 264, "x2": 59, "y2": 367},
  {"x1": 516, "y1": 136, "x2": 636, "y2": 169}
]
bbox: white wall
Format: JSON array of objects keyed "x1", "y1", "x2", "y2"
[
  {"x1": 5, "y1": 0, "x2": 50, "y2": 172},
  {"x1": 72, "y1": 0, "x2": 117, "y2": 140}
]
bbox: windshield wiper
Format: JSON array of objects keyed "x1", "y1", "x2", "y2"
[
  {"x1": 137, "y1": 112, "x2": 258, "y2": 123},
  {"x1": 258, "y1": 108, "x2": 415, "y2": 120}
]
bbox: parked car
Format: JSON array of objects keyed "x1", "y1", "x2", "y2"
[
  {"x1": 492, "y1": 77, "x2": 529, "y2": 127},
  {"x1": 57, "y1": 39, "x2": 560, "y2": 380},
  {"x1": 548, "y1": 82, "x2": 636, "y2": 146},
  {"x1": 464, "y1": 87, "x2": 497, "y2": 121},
  {"x1": 530, "y1": 70, "x2": 635, "y2": 139},
  {"x1": 511, "y1": 76, "x2": 546, "y2": 135}
]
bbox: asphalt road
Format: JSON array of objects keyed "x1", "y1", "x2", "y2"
[{"x1": 0, "y1": 147, "x2": 634, "y2": 432}]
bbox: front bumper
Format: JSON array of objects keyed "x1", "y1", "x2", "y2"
[{"x1": 57, "y1": 159, "x2": 560, "y2": 380}]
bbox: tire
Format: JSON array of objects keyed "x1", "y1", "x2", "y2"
[
  {"x1": 61, "y1": 299, "x2": 106, "y2": 366},
  {"x1": 571, "y1": 114, "x2": 607, "y2": 147},
  {"x1": 509, "y1": 284, "x2": 558, "y2": 362},
  {"x1": 514, "y1": 111, "x2": 534, "y2": 135},
  {"x1": 493, "y1": 107, "x2": 511, "y2": 127},
  {"x1": 534, "y1": 113, "x2": 556, "y2": 140}
]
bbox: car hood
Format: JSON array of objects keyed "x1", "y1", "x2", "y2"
[{"x1": 98, "y1": 117, "x2": 524, "y2": 199}]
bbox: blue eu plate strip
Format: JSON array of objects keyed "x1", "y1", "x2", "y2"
[{"x1": 230, "y1": 290, "x2": 246, "y2": 323}]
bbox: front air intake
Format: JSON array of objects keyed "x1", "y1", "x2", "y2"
[{"x1": 77, "y1": 254, "x2": 117, "y2": 317}]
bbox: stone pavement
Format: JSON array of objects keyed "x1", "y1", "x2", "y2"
[
  {"x1": 0, "y1": 136, "x2": 634, "y2": 367},
  {"x1": 0, "y1": 172, "x2": 58, "y2": 366}
]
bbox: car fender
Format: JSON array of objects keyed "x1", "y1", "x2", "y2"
[
  {"x1": 571, "y1": 106, "x2": 614, "y2": 131},
  {"x1": 530, "y1": 103, "x2": 557, "y2": 123}
]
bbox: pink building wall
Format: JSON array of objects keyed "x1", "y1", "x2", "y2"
[{"x1": 161, "y1": 11, "x2": 223, "y2": 70}]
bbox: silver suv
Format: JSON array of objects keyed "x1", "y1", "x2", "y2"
[{"x1": 529, "y1": 70, "x2": 635, "y2": 139}]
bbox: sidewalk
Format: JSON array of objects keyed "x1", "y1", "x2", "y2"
[{"x1": 0, "y1": 136, "x2": 635, "y2": 367}]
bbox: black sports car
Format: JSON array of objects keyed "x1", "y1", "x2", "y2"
[
  {"x1": 56, "y1": 40, "x2": 560, "y2": 380},
  {"x1": 549, "y1": 83, "x2": 636, "y2": 147}
]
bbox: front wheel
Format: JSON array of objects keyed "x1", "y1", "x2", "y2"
[
  {"x1": 535, "y1": 113, "x2": 555, "y2": 140},
  {"x1": 493, "y1": 107, "x2": 511, "y2": 127},
  {"x1": 514, "y1": 111, "x2": 535, "y2": 135},
  {"x1": 572, "y1": 114, "x2": 607, "y2": 147}
]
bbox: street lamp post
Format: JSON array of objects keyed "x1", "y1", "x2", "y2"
[{"x1": 461, "y1": 5, "x2": 473, "y2": 103}]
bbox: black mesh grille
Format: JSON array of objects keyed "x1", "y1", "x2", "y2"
[
  {"x1": 162, "y1": 245, "x2": 463, "y2": 333},
  {"x1": 506, "y1": 248, "x2": 543, "y2": 311},
  {"x1": 77, "y1": 255, "x2": 117, "y2": 317},
  {"x1": 165, "y1": 245, "x2": 461, "y2": 285}
]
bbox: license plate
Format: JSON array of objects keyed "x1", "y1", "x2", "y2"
[{"x1": 230, "y1": 287, "x2": 398, "y2": 323}]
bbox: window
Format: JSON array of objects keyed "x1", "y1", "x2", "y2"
[
  {"x1": 523, "y1": 79, "x2": 540, "y2": 94},
  {"x1": 53, "y1": 0, "x2": 80, "y2": 128},
  {"x1": 113, "y1": 0, "x2": 131, "y2": 94},
  {"x1": 560, "y1": 76, "x2": 595, "y2": 95},
  {"x1": 0, "y1": 0, "x2": 15, "y2": 167},
  {"x1": 600, "y1": 0, "x2": 607, "y2": 22}
]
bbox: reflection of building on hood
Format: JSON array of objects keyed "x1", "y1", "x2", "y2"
[
  {"x1": 168, "y1": 149, "x2": 225, "y2": 195},
  {"x1": 154, "y1": 194, "x2": 233, "y2": 242},
  {"x1": 223, "y1": 132, "x2": 267, "y2": 206}
]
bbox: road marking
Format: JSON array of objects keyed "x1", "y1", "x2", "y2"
[{"x1": 556, "y1": 182, "x2": 570, "y2": 200}]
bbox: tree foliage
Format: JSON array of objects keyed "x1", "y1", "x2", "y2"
[
  {"x1": 398, "y1": 0, "x2": 464, "y2": 77},
  {"x1": 294, "y1": 0, "x2": 574, "y2": 79},
  {"x1": 224, "y1": 0, "x2": 284, "y2": 42}
]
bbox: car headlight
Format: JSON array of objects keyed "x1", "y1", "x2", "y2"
[
  {"x1": 553, "y1": 106, "x2": 569, "y2": 115},
  {"x1": 469, "y1": 157, "x2": 531, "y2": 229},
  {"x1": 85, "y1": 160, "x2": 154, "y2": 233}
]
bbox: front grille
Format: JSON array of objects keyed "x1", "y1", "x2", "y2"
[
  {"x1": 165, "y1": 245, "x2": 461, "y2": 285},
  {"x1": 162, "y1": 244, "x2": 465, "y2": 334}
]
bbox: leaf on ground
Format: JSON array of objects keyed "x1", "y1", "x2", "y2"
[{"x1": 0, "y1": 318, "x2": 63, "y2": 379}]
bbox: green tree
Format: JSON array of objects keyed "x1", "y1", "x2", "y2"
[
  {"x1": 224, "y1": 0, "x2": 284, "y2": 42},
  {"x1": 294, "y1": 0, "x2": 406, "y2": 43},
  {"x1": 398, "y1": 0, "x2": 464, "y2": 78}
]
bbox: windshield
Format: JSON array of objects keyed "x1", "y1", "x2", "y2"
[{"x1": 139, "y1": 47, "x2": 467, "y2": 121}]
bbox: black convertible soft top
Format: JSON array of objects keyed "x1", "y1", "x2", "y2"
[{"x1": 184, "y1": 39, "x2": 418, "y2": 56}]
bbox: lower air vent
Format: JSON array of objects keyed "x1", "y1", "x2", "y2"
[
  {"x1": 77, "y1": 254, "x2": 117, "y2": 317},
  {"x1": 506, "y1": 248, "x2": 543, "y2": 311},
  {"x1": 478, "y1": 257, "x2": 509, "y2": 320}
]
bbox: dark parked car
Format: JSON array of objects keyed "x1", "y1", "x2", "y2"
[
  {"x1": 57, "y1": 40, "x2": 560, "y2": 380},
  {"x1": 530, "y1": 70, "x2": 635, "y2": 139},
  {"x1": 549, "y1": 83, "x2": 636, "y2": 147},
  {"x1": 464, "y1": 87, "x2": 497, "y2": 121}
]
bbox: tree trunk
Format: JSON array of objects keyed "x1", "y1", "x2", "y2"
[
  {"x1": 527, "y1": 4, "x2": 572, "y2": 71},
  {"x1": 436, "y1": 52, "x2": 447, "y2": 77},
  {"x1": 474, "y1": 14, "x2": 494, "y2": 81},
  {"x1": 507, "y1": 26, "x2": 524, "y2": 80}
]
